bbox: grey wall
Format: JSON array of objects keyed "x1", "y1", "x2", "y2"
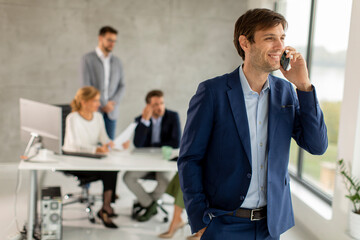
[{"x1": 0, "y1": 0, "x2": 248, "y2": 163}]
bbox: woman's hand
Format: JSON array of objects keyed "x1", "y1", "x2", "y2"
[
  {"x1": 107, "y1": 141, "x2": 115, "y2": 149},
  {"x1": 122, "y1": 140, "x2": 130, "y2": 150},
  {"x1": 96, "y1": 144, "x2": 109, "y2": 154}
]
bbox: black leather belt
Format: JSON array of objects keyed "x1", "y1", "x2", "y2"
[{"x1": 227, "y1": 206, "x2": 267, "y2": 221}]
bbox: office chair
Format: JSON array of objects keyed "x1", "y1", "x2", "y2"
[
  {"x1": 62, "y1": 175, "x2": 101, "y2": 223},
  {"x1": 57, "y1": 104, "x2": 101, "y2": 223},
  {"x1": 131, "y1": 171, "x2": 169, "y2": 223}
]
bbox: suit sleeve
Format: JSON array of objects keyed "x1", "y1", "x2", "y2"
[
  {"x1": 291, "y1": 84, "x2": 328, "y2": 154},
  {"x1": 81, "y1": 55, "x2": 92, "y2": 87},
  {"x1": 133, "y1": 117, "x2": 150, "y2": 147},
  {"x1": 110, "y1": 60, "x2": 125, "y2": 104},
  {"x1": 161, "y1": 112, "x2": 181, "y2": 148},
  {"x1": 177, "y1": 82, "x2": 214, "y2": 233}
]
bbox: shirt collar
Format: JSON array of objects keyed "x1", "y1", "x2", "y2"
[
  {"x1": 239, "y1": 65, "x2": 270, "y2": 95},
  {"x1": 151, "y1": 116, "x2": 163, "y2": 124},
  {"x1": 95, "y1": 46, "x2": 111, "y2": 60}
]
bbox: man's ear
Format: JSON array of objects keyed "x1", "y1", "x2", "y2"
[{"x1": 239, "y1": 35, "x2": 249, "y2": 52}]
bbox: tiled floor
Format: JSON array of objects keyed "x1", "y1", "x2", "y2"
[{"x1": 0, "y1": 163, "x2": 317, "y2": 239}]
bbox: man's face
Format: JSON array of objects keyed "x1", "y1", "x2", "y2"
[
  {"x1": 99, "y1": 32, "x2": 117, "y2": 53},
  {"x1": 149, "y1": 96, "x2": 165, "y2": 118},
  {"x1": 246, "y1": 24, "x2": 285, "y2": 72}
]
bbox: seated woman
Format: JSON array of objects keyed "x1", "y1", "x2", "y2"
[
  {"x1": 63, "y1": 86, "x2": 128, "y2": 229},
  {"x1": 158, "y1": 173, "x2": 201, "y2": 240}
]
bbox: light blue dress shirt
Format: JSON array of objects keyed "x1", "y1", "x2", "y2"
[
  {"x1": 140, "y1": 116, "x2": 163, "y2": 145},
  {"x1": 239, "y1": 65, "x2": 269, "y2": 209}
]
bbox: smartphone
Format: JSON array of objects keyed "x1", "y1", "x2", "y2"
[{"x1": 280, "y1": 51, "x2": 291, "y2": 71}]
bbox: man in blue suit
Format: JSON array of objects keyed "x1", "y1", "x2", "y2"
[{"x1": 178, "y1": 8, "x2": 328, "y2": 240}]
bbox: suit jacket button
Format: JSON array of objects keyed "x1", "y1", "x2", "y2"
[
  {"x1": 240, "y1": 196, "x2": 245, "y2": 200},
  {"x1": 247, "y1": 173, "x2": 252, "y2": 179}
]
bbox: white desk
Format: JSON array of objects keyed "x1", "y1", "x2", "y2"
[{"x1": 18, "y1": 148, "x2": 178, "y2": 240}]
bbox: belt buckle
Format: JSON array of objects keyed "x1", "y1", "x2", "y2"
[{"x1": 250, "y1": 208, "x2": 263, "y2": 221}]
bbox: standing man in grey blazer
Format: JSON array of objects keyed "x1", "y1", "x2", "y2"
[{"x1": 81, "y1": 26, "x2": 125, "y2": 140}]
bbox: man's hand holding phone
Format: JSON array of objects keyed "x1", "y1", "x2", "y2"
[{"x1": 279, "y1": 46, "x2": 312, "y2": 92}]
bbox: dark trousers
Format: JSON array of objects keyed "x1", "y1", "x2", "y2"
[
  {"x1": 103, "y1": 113, "x2": 116, "y2": 140},
  {"x1": 66, "y1": 171, "x2": 118, "y2": 203},
  {"x1": 201, "y1": 215, "x2": 279, "y2": 240}
]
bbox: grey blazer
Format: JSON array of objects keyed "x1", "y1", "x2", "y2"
[{"x1": 81, "y1": 51, "x2": 125, "y2": 120}]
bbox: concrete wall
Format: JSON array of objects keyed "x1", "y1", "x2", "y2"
[{"x1": 0, "y1": 0, "x2": 248, "y2": 163}]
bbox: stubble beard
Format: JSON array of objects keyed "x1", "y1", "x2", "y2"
[
  {"x1": 102, "y1": 43, "x2": 112, "y2": 53},
  {"x1": 251, "y1": 47, "x2": 280, "y2": 73},
  {"x1": 153, "y1": 109, "x2": 165, "y2": 119}
]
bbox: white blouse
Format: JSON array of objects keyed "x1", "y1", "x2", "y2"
[{"x1": 62, "y1": 112, "x2": 110, "y2": 153}]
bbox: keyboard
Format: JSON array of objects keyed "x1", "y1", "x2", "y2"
[{"x1": 62, "y1": 151, "x2": 106, "y2": 159}]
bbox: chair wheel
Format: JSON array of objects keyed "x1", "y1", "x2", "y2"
[
  {"x1": 163, "y1": 217, "x2": 169, "y2": 223},
  {"x1": 89, "y1": 217, "x2": 96, "y2": 224}
]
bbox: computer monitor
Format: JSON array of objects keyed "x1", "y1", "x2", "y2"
[{"x1": 20, "y1": 98, "x2": 62, "y2": 155}]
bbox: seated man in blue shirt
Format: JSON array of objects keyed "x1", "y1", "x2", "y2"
[{"x1": 124, "y1": 90, "x2": 181, "y2": 222}]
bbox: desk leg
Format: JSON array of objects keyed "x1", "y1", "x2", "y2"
[{"x1": 27, "y1": 170, "x2": 37, "y2": 240}]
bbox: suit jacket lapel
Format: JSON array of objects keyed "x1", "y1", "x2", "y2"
[
  {"x1": 94, "y1": 53, "x2": 106, "y2": 104},
  {"x1": 226, "y1": 68, "x2": 252, "y2": 165},
  {"x1": 268, "y1": 76, "x2": 282, "y2": 148},
  {"x1": 109, "y1": 55, "x2": 114, "y2": 89}
]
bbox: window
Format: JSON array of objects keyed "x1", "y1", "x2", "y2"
[
  {"x1": 274, "y1": 0, "x2": 312, "y2": 174},
  {"x1": 275, "y1": 0, "x2": 352, "y2": 203}
]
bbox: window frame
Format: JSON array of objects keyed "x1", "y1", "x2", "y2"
[{"x1": 275, "y1": 0, "x2": 341, "y2": 205}]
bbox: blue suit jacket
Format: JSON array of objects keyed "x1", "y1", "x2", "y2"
[
  {"x1": 178, "y1": 67, "x2": 328, "y2": 237},
  {"x1": 133, "y1": 109, "x2": 181, "y2": 148}
]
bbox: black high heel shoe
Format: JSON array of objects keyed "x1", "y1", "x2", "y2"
[
  {"x1": 102, "y1": 208, "x2": 118, "y2": 218},
  {"x1": 97, "y1": 209, "x2": 118, "y2": 228}
]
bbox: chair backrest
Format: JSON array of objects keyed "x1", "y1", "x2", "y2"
[{"x1": 55, "y1": 104, "x2": 72, "y2": 146}]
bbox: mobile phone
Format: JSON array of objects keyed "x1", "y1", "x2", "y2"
[{"x1": 280, "y1": 51, "x2": 291, "y2": 71}]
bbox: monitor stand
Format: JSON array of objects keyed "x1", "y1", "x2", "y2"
[{"x1": 21, "y1": 132, "x2": 42, "y2": 161}]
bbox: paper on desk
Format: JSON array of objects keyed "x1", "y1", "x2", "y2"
[{"x1": 113, "y1": 122, "x2": 138, "y2": 150}]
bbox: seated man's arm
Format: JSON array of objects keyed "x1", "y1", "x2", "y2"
[
  {"x1": 133, "y1": 117, "x2": 151, "y2": 147},
  {"x1": 161, "y1": 112, "x2": 181, "y2": 148},
  {"x1": 178, "y1": 82, "x2": 214, "y2": 234},
  {"x1": 133, "y1": 105, "x2": 153, "y2": 147}
]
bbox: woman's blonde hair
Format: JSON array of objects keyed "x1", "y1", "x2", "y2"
[{"x1": 70, "y1": 86, "x2": 100, "y2": 112}]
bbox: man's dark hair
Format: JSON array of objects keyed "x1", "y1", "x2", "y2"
[
  {"x1": 145, "y1": 90, "x2": 164, "y2": 104},
  {"x1": 233, "y1": 8, "x2": 287, "y2": 60},
  {"x1": 99, "y1": 26, "x2": 118, "y2": 36}
]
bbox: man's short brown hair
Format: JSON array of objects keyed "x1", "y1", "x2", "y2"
[
  {"x1": 233, "y1": 8, "x2": 287, "y2": 60},
  {"x1": 99, "y1": 26, "x2": 118, "y2": 36},
  {"x1": 145, "y1": 90, "x2": 164, "y2": 104}
]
